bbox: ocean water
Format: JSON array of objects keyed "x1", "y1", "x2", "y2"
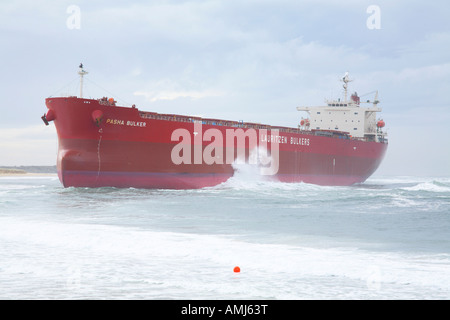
[{"x1": 0, "y1": 170, "x2": 449, "y2": 300}]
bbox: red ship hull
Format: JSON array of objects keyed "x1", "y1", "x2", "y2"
[{"x1": 45, "y1": 97, "x2": 387, "y2": 189}]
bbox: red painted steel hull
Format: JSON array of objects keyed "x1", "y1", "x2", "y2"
[{"x1": 45, "y1": 97, "x2": 387, "y2": 189}]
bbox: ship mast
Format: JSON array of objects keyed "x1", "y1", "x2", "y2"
[
  {"x1": 341, "y1": 72, "x2": 352, "y2": 103},
  {"x1": 78, "y1": 63, "x2": 88, "y2": 98}
]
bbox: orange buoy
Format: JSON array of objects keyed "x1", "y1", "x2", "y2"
[{"x1": 233, "y1": 266, "x2": 240, "y2": 273}]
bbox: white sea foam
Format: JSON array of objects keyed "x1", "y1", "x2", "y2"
[
  {"x1": 403, "y1": 181, "x2": 450, "y2": 193},
  {"x1": 0, "y1": 175, "x2": 449, "y2": 299},
  {"x1": 221, "y1": 160, "x2": 328, "y2": 194},
  {"x1": 0, "y1": 216, "x2": 449, "y2": 299}
]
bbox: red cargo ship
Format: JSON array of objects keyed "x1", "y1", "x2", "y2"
[{"x1": 42, "y1": 66, "x2": 387, "y2": 189}]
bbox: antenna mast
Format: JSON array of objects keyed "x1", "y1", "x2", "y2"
[
  {"x1": 78, "y1": 63, "x2": 88, "y2": 98},
  {"x1": 341, "y1": 72, "x2": 352, "y2": 103}
]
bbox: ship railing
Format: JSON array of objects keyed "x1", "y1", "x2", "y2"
[{"x1": 138, "y1": 111, "x2": 375, "y2": 140}]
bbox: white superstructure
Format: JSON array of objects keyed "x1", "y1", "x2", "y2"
[{"x1": 297, "y1": 73, "x2": 386, "y2": 142}]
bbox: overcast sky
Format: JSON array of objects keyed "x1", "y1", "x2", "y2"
[{"x1": 1, "y1": 0, "x2": 449, "y2": 176}]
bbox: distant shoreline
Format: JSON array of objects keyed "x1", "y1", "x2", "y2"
[
  {"x1": 0, "y1": 166, "x2": 57, "y2": 175},
  {"x1": 0, "y1": 172, "x2": 57, "y2": 177},
  {"x1": 0, "y1": 168, "x2": 27, "y2": 175}
]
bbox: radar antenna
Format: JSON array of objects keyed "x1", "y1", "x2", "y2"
[{"x1": 341, "y1": 72, "x2": 353, "y2": 103}]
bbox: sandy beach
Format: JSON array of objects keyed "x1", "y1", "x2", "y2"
[
  {"x1": 0, "y1": 169, "x2": 57, "y2": 177},
  {"x1": 0, "y1": 166, "x2": 57, "y2": 177},
  {"x1": 0, "y1": 173, "x2": 57, "y2": 177}
]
